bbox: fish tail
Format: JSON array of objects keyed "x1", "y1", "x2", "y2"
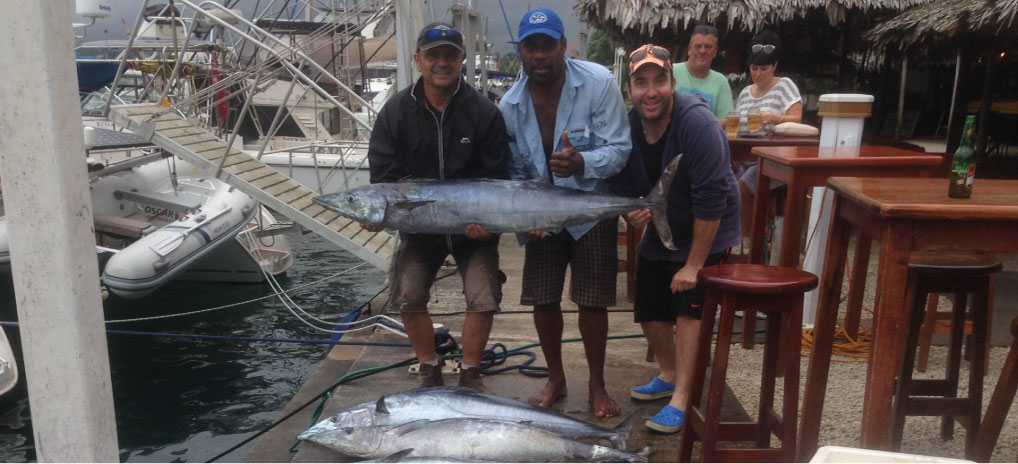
[
  {"x1": 645, "y1": 154, "x2": 682, "y2": 250},
  {"x1": 609, "y1": 409, "x2": 643, "y2": 451}
]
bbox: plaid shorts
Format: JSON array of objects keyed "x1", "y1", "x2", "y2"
[
  {"x1": 389, "y1": 234, "x2": 503, "y2": 313},
  {"x1": 520, "y1": 218, "x2": 617, "y2": 308}
]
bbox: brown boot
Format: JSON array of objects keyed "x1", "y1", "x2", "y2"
[
  {"x1": 419, "y1": 359, "x2": 444, "y2": 388},
  {"x1": 458, "y1": 366, "x2": 487, "y2": 392}
]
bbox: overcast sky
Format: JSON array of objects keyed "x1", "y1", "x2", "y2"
[{"x1": 72, "y1": 0, "x2": 590, "y2": 56}]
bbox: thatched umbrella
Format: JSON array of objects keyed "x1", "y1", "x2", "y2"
[
  {"x1": 574, "y1": 0, "x2": 933, "y2": 46},
  {"x1": 867, "y1": 0, "x2": 1018, "y2": 51},
  {"x1": 865, "y1": 0, "x2": 1017, "y2": 148}
]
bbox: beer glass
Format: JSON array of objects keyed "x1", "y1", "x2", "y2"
[
  {"x1": 726, "y1": 112, "x2": 740, "y2": 138},
  {"x1": 747, "y1": 111, "x2": 762, "y2": 133}
]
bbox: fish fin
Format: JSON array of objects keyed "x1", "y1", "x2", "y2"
[
  {"x1": 608, "y1": 409, "x2": 643, "y2": 451},
  {"x1": 375, "y1": 396, "x2": 390, "y2": 415},
  {"x1": 394, "y1": 419, "x2": 432, "y2": 436},
  {"x1": 645, "y1": 154, "x2": 682, "y2": 250},
  {"x1": 392, "y1": 199, "x2": 434, "y2": 211},
  {"x1": 379, "y1": 449, "x2": 414, "y2": 462}
]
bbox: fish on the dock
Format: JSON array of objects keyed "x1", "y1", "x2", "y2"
[
  {"x1": 313, "y1": 156, "x2": 682, "y2": 249},
  {"x1": 301, "y1": 418, "x2": 647, "y2": 462},
  {"x1": 297, "y1": 386, "x2": 639, "y2": 450},
  {"x1": 364, "y1": 448, "x2": 491, "y2": 463}
]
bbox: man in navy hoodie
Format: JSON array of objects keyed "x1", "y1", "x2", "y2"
[{"x1": 612, "y1": 44, "x2": 741, "y2": 434}]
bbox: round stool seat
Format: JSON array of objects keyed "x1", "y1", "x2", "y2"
[
  {"x1": 698, "y1": 264, "x2": 818, "y2": 296},
  {"x1": 908, "y1": 252, "x2": 1002, "y2": 277}
]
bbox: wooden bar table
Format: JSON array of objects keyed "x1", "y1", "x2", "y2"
[
  {"x1": 798, "y1": 177, "x2": 1018, "y2": 460},
  {"x1": 729, "y1": 134, "x2": 819, "y2": 162},
  {"x1": 741, "y1": 146, "x2": 943, "y2": 348}
]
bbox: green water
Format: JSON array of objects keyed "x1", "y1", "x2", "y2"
[{"x1": 0, "y1": 230, "x2": 386, "y2": 462}]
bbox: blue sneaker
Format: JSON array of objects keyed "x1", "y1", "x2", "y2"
[
  {"x1": 646, "y1": 405, "x2": 685, "y2": 434},
  {"x1": 630, "y1": 377, "x2": 675, "y2": 401}
]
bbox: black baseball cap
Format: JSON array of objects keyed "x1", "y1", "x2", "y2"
[{"x1": 417, "y1": 22, "x2": 464, "y2": 53}]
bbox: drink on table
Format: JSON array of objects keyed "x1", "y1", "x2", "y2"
[
  {"x1": 726, "y1": 112, "x2": 739, "y2": 138},
  {"x1": 948, "y1": 115, "x2": 977, "y2": 199},
  {"x1": 747, "y1": 111, "x2": 762, "y2": 133}
]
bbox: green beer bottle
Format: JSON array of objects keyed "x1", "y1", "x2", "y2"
[{"x1": 948, "y1": 115, "x2": 977, "y2": 199}]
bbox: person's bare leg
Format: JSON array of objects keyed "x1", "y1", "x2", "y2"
[
  {"x1": 529, "y1": 302, "x2": 568, "y2": 408},
  {"x1": 642, "y1": 321, "x2": 677, "y2": 383},
  {"x1": 668, "y1": 315, "x2": 702, "y2": 412},
  {"x1": 460, "y1": 310, "x2": 495, "y2": 366},
  {"x1": 402, "y1": 311, "x2": 437, "y2": 362},
  {"x1": 580, "y1": 305, "x2": 621, "y2": 418}
]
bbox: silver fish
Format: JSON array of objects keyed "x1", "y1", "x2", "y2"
[
  {"x1": 313, "y1": 156, "x2": 682, "y2": 249},
  {"x1": 363, "y1": 448, "x2": 491, "y2": 463},
  {"x1": 297, "y1": 386, "x2": 639, "y2": 450},
  {"x1": 301, "y1": 418, "x2": 647, "y2": 462}
]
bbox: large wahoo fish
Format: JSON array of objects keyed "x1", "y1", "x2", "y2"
[
  {"x1": 313, "y1": 156, "x2": 682, "y2": 249},
  {"x1": 298, "y1": 386, "x2": 640, "y2": 450},
  {"x1": 301, "y1": 418, "x2": 647, "y2": 462}
]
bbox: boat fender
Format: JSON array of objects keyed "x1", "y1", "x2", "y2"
[{"x1": 153, "y1": 257, "x2": 170, "y2": 272}]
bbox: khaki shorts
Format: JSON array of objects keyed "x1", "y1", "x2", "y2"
[
  {"x1": 389, "y1": 234, "x2": 503, "y2": 313},
  {"x1": 520, "y1": 218, "x2": 617, "y2": 308}
]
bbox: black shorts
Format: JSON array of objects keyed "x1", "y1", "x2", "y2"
[{"x1": 633, "y1": 251, "x2": 729, "y2": 323}]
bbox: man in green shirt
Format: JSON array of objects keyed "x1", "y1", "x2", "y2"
[{"x1": 672, "y1": 24, "x2": 732, "y2": 120}]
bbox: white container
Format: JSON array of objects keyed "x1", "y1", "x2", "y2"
[
  {"x1": 76, "y1": 0, "x2": 112, "y2": 18},
  {"x1": 809, "y1": 446, "x2": 972, "y2": 463}
]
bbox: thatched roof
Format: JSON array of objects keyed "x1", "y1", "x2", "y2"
[
  {"x1": 866, "y1": 0, "x2": 1018, "y2": 51},
  {"x1": 574, "y1": 0, "x2": 933, "y2": 45}
]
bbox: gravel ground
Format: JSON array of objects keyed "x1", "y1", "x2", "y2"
[{"x1": 720, "y1": 239, "x2": 1018, "y2": 462}]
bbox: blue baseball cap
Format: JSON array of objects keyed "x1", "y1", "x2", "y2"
[{"x1": 518, "y1": 8, "x2": 564, "y2": 41}]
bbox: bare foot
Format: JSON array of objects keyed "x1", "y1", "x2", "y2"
[
  {"x1": 589, "y1": 387, "x2": 621, "y2": 418},
  {"x1": 528, "y1": 380, "x2": 568, "y2": 408}
]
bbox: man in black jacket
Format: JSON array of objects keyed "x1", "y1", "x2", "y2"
[{"x1": 363, "y1": 23, "x2": 511, "y2": 391}]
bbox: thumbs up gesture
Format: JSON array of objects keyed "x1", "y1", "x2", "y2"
[{"x1": 549, "y1": 130, "x2": 584, "y2": 178}]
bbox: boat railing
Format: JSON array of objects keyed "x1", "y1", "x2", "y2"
[{"x1": 104, "y1": 1, "x2": 387, "y2": 197}]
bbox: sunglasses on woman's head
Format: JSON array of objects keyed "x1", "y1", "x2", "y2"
[
  {"x1": 629, "y1": 45, "x2": 670, "y2": 62},
  {"x1": 752, "y1": 44, "x2": 776, "y2": 53}
]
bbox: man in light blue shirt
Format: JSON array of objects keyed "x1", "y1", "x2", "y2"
[{"x1": 498, "y1": 7, "x2": 631, "y2": 418}]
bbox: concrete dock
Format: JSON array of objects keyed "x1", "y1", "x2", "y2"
[{"x1": 244, "y1": 230, "x2": 1018, "y2": 462}]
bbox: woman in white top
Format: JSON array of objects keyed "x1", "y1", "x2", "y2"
[{"x1": 735, "y1": 31, "x2": 803, "y2": 238}]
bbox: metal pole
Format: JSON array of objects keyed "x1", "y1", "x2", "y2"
[
  {"x1": 102, "y1": 0, "x2": 152, "y2": 117},
  {"x1": 0, "y1": 2, "x2": 118, "y2": 460},
  {"x1": 895, "y1": 55, "x2": 907, "y2": 140},
  {"x1": 946, "y1": 50, "x2": 962, "y2": 142}
]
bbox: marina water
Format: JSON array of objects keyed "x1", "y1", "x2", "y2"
[{"x1": 0, "y1": 228, "x2": 386, "y2": 461}]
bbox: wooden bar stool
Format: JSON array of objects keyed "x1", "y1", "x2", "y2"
[
  {"x1": 970, "y1": 317, "x2": 1018, "y2": 462},
  {"x1": 890, "y1": 252, "x2": 1002, "y2": 457},
  {"x1": 680, "y1": 264, "x2": 817, "y2": 462}
]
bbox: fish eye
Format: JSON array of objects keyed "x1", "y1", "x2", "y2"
[
  {"x1": 343, "y1": 427, "x2": 354, "y2": 435},
  {"x1": 346, "y1": 195, "x2": 356, "y2": 204}
]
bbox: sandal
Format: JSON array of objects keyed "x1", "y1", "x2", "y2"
[
  {"x1": 631, "y1": 377, "x2": 675, "y2": 401},
  {"x1": 645, "y1": 405, "x2": 685, "y2": 434}
]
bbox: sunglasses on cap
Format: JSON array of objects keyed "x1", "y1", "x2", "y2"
[
  {"x1": 424, "y1": 27, "x2": 462, "y2": 42},
  {"x1": 752, "y1": 44, "x2": 776, "y2": 53},
  {"x1": 629, "y1": 45, "x2": 670, "y2": 62}
]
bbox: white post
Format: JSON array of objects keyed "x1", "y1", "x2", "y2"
[
  {"x1": 0, "y1": 2, "x2": 119, "y2": 461},
  {"x1": 395, "y1": 0, "x2": 423, "y2": 90},
  {"x1": 801, "y1": 94, "x2": 874, "y2": 327}
]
